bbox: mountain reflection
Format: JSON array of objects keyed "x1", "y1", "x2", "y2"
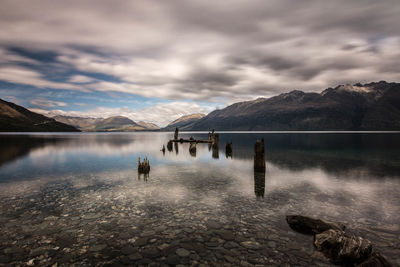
[{"x1": 0, "y1": 135, "x2": 66, "y2": 167}]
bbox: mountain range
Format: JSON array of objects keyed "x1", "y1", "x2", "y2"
[
  {"x1": 189, "y1": 81, "x2": 400, "y2": 131},
  {"x1": 1, "y1": 81, "x2": 399, "y2": 132},
  {"x1": 53, "y1": 115, "x2": 159, "y2": 132},
  {"x1": 0, "y1": 98, "x2": 79, "y2": 132}
]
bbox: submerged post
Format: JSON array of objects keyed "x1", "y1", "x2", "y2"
[
  {"x1": 254, "y1": 138, "x2": 265, "y2": 172},
  {"x1": 174, "y1": 127, "x2": 179, "y2": 140}
]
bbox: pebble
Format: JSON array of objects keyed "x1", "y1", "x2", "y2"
[
  {"x1": 89, "y1": 244, "x2": 107, "y2": 252},
  {"x1": 176, "y1": 248, "x2": 190, "y2": 257},
  {"x1": 241, "y1": 240, "x2": 261, "y2": 249}
]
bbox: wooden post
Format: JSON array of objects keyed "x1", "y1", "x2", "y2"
[
  {"x1": 174, "y1": 127, "x2": 179, "y2": 140},
  {"x1": 254, "y1": 138, "x2": 265, "y2": 172},
  {"x1": 225, "y1": 142, "x2": 232, "y2": 157}
]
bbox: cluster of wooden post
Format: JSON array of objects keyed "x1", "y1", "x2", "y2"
[{"x1": 138, "y1": 157, "x2": 150, "y2": 174}]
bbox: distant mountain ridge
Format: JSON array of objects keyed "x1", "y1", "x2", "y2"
[
  {"x1": 53, "y1": 115, "x2": 160, "y2": 132},
  {"x1": 162, "y1": 113, "x2": 205, "y2": 131},
  {"x1": 188, "y1": 81, "x2": 400, "y2": 131},
  {"x1": 0, "y1": 99, "x2": 79, "y2": 132}
]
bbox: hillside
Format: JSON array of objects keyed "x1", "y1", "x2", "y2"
[
  {"x1": 136, "y1": 121, "x2": 160, "y2": 130},
  {"x1": 189, "y1": 81, "x2": 400, "y2": 131},
  {"x1": 163, "y1": 113, "x2": 205, "y2": 131},
  {"x1": 0, "y1": 99, "x2": 80, "y2": 132}
]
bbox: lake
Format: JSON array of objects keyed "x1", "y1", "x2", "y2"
[{"x1": 0, "y1": 132, "x2": 399, "y2": 266}]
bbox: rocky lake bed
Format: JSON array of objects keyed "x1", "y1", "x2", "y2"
[{"x1": 0, "y1": 132, "x2": 399, "y2": 266}]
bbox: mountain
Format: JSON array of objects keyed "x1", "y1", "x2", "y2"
[
  {"x1": 163, "y1": 113, "x2": 205, "y2": 131},
  {"x1": 53, "y1": 115, "x2": 101, "y2": 130},
  {"x1": 93, "y1": 116, "x2": 142, "y2": 132},
  {"x1": 189, "y1": 81, "x2": 400, "y2": 131},
  {"x1": 53, "y1": 115, "x2": 158, "y2": 131},
  {"x1": 0, "y1": 99, "x2": 79, "y2": 132},
  {"x1": 136, "y1": 121, "x2": 160, "y2": 130}
]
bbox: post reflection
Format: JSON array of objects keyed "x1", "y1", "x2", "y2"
[
  {"x1": 254, "y1": 171, "x2": 265, "y2": 198},
  {"x1": 212, "y1": 145, "x2": 219, "y2": 159},
  {"x1": 138, "y1": 172, "x2": 149, "y2": 182},
  {"x1": 174, "y1": 142, "x2": 179, "y2": 155}
]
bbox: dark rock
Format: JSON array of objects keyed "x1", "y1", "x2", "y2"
[
  {"x1": 357, "y1": 252, "x2": 392, "y2": 267},
  {"x1": 286, "y1": 215, "x2": 345, "y2": 235},
  {"x1": 215, "y1": 230, "x2": 235, "y2": 241},
  {"x1": 30, "y1": 246, "x2": 48, "y2": 257},
  {"x1": 314, "y1": 229, "x2": 373, "y2": 265},
  {"x1": 128, "y1": 253, "x2": 143, "y2": 261},
  {"x1": 89, "y1": 244, "x2": 107, "y2": 252},
  {"x1": 121, "y1": 245, "x2": 136, "y2": 255},
  {"x1": 224, "y1": 241, "x2": 239, "y2": 249},
  {"x1": 0, "y1": 255, "x2": 11, "y2": 263},
  {"x1": 142, "y1": 248, "x2": 161, "y2": 259},
  {"x1": 3, "y1": 246, "x2": 24, "y2": 254},
  {"x1": 166, "y1": 254, "x2": 181, "y2": 265},
  {"x1": 176, "y1": 248, "x2": 190, "y2": 257},
  {"x1": 137, "y1": 258, "x2": 152, "y2": 265},
  {"x1": 134, "y1": 237, "x2": 148, "y2": 247},
  {"x1": 206, "y1": 221, "x2": 221, "y2": 229}
]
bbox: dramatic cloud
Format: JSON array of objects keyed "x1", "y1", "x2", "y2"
[{"x1": 1, "y1": 0, "x2": 400, "y2": 124}]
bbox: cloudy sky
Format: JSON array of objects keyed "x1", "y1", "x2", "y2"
[{"x1": 1, "y1": 0, "x2": 400, "y2": 126}]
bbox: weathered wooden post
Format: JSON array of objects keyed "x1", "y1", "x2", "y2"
[
  {"x1": 254, "y1": 138, "x2": 265, "y2": 172},
  {"x1": 189, "y1": 142, "x2": 196, "y2": 157},
  {"x1": 174, "y1": 127, "x2": 179, "y2": 140},
  {"x1": 167, "y1": 140, "x2": 173, "y2": 152}
]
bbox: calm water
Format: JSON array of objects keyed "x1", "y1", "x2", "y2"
[{"x1": 0, "y1": 132, "x2": 399, "y2": 266}]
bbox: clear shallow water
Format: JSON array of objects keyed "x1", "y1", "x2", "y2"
[{"x1": 0, "y1": 132, "x2": 399, "y2": 266}]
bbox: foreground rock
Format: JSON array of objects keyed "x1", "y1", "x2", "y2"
[
  {"x1": 286, "y1": 215, "x2": 345, "y2": 235},
  {"x1": 314, "y1": 229, "x2": 372, "y2": 265},
  {"x1": 287, "y1": 215, "x2": 392, "y2": 266},
  {"x1": 357, "y1": 252, "x2": 392, "y2": 267}
]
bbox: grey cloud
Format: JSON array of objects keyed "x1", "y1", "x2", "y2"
[{"x1": 0, "y1": 0, "x2": 400, "y2": 105}]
